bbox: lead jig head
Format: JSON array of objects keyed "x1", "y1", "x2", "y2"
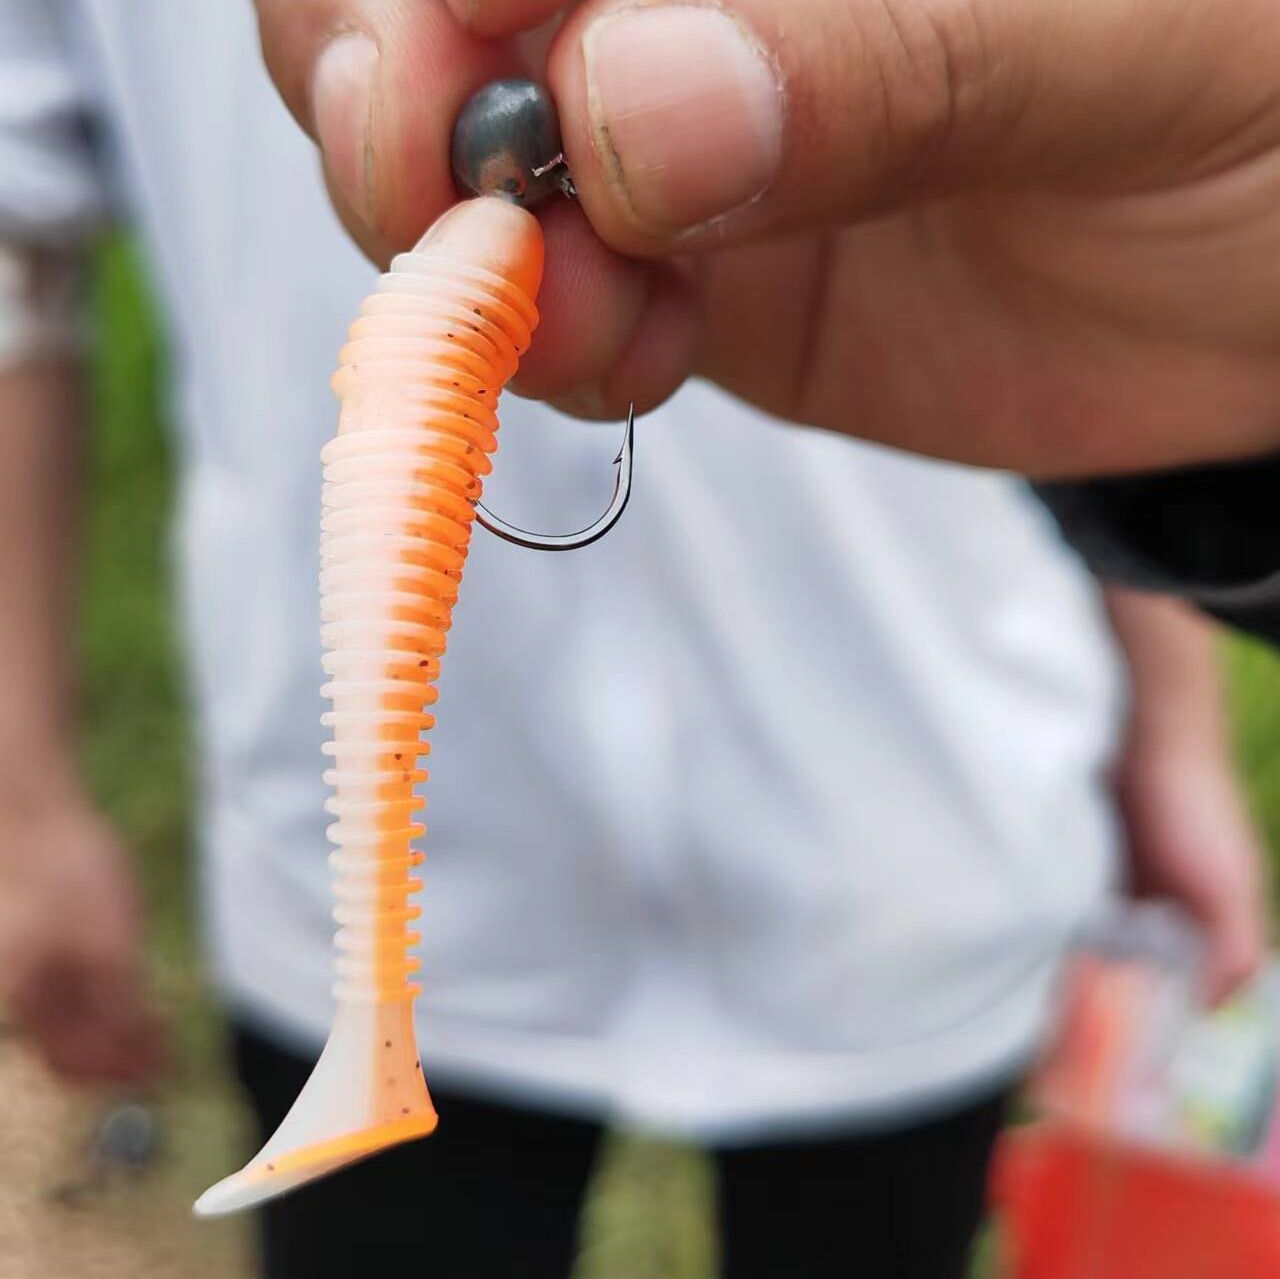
[
  {"x1": 451, "y1": 79, "x2": 575, "y2": 205},
  {"x1": 448, "y1": 81, "x2": 633, "y2": 553}
]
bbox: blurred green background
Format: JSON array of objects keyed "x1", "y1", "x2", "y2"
[{"x1": 74, "y1": 238, "x2": 1280, "y2": 1278}]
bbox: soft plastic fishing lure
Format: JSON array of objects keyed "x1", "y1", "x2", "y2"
[{"x1": 195, "y1": 82, "x2": 629, "y2": 1217}]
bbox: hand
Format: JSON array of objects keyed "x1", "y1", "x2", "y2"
[
  {"x1": 253, "y1": 0, "x2": 1280, "y2": 475},
  {"x1": 0, "y1": 799, "x2": 166, "y2": 1084},
  {"x1": 1117, "y1": 749, "x2": 1269, "y2": 1007}
]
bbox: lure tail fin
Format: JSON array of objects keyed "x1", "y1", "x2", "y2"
[{"x1": 193, "y1": 1001, "x2": 435, "y2": 1216}]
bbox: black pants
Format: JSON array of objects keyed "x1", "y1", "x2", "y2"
[{"x1": 232, "y1": 1026, "x2": 1008, "y2": 1279}]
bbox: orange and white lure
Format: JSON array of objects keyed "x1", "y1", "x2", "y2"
[{"x1": 195, "y1": 82, "x2": 630, "y2": 1216}]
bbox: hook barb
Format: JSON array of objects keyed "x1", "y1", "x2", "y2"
[{"x1": 474, "y1": 405, "x2": 635, "y2": 552}]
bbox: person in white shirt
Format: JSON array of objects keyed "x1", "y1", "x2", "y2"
[{"x1": 0, "y1": 5, "x2": 1267, "y2": 1278}]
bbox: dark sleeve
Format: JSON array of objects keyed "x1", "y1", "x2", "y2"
[{"x1": 1035, "y1": 453, "x2": 1280, "y2": 644}]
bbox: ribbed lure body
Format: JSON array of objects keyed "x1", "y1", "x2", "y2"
[{"x1": 194, "y1": 198, "x2": 544, "y2": 1216}]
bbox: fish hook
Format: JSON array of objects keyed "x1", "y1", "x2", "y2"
[{"x1": 473, "y1": 405, "x2": 635, "y2": 552}]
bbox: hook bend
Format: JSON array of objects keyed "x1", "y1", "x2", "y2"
[{"x1": 474, "y1": 405, "x2": 635, "y2": 552}]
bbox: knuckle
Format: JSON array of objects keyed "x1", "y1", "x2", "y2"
[{"x1": 866, "y1": 0, "x2": 991, "y2": 189}]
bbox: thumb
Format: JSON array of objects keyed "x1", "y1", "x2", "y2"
[{"x1": 547, "y1": 0, "x2": 1276, "y2": 253}]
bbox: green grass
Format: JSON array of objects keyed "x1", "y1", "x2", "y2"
[
  {"x1": 81, "y1": 240, "x2": 211, "y2": 1067},
  {"x1": 80, "y1": 237, "x2": 1280, "y2": 1278}
]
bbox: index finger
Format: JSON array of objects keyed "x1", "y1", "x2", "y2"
[{"x1": 254, "y1": 0, "x2": 524, "y2": 257}]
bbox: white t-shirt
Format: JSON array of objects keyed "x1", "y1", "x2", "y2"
[{"x1": 0, "y1": 0, "x2": 1125, "y2": 1139}]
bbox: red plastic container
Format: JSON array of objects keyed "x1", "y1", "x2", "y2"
[{"x1": 990, "y1": 1122, "x2": 1280, "y2": 1279}]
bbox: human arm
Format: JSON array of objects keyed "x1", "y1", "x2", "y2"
[
  {"x1": 1105, "y1": 587, "x2": 1269, "y2": 1005},
  {"x1": 0, "y1": 2, "x2": 163, "y2": 1084},
  {"x1": 0, "y1": 296, "x2": 164, "y2": 1084},
  {"x1": 0, "y1": 336, "x2": 164, "y2": 1084}
]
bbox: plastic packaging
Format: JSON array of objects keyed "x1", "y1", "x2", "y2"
[{"x1": 993, "y1": 902, "x2": 1280, "y2": 1278}]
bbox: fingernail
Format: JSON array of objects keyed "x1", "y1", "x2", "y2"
[
  {"x1": 313, "y1": 34, "x2": 379, "y2": 226},
  {"x1": 583, "y1": 5, "x2": 782, "y2": 233},
  {"x1": 446, "y1": 0, "x2": 480, "y2": 26},
  {"x1": 549, "y1": 383, "x2": 609, "y2": 420}
]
